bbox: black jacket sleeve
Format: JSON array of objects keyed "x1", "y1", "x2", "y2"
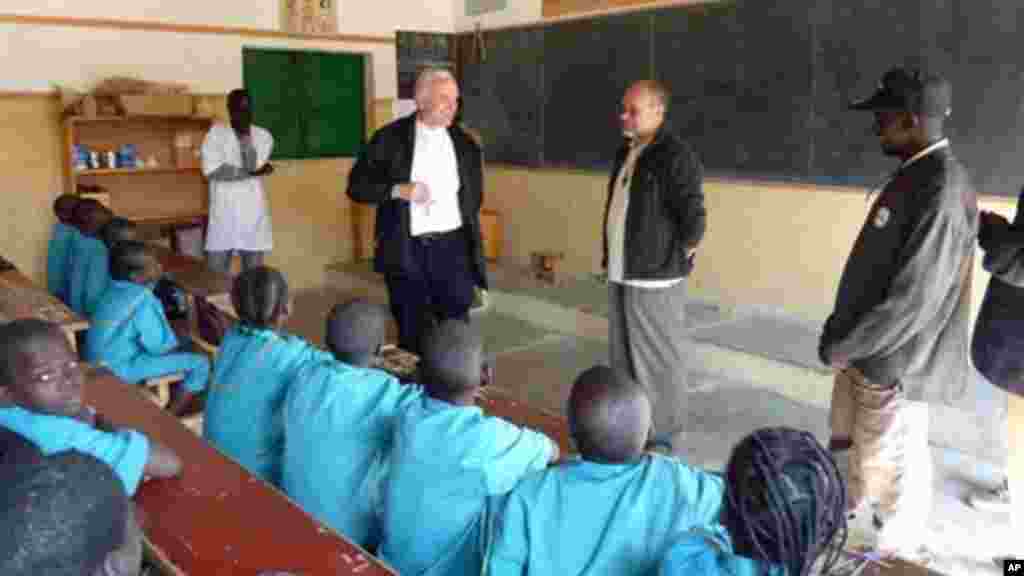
[
  {"x1": 347, "y1": 127, "x2": 400, "y2": 204},
  {"x1": 664, "y1": 142, "x2": 706, "y2": 249}
]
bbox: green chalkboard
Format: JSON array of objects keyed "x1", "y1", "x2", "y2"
[{"x1": 243, "y1": 47, "x2": 365, "y2": 160}]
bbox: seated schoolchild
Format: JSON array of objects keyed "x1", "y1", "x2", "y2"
[
  {"x1": 379, "y1": 320, "x2": 560, "y2": 576},
  {"x1": 47, "y1": 194, "x2": 81, "y2": 303},
  {"x1": 84, "y1": 241, "x2": 209, "y2": 416},
  {"x1": 66, "y1": 199, "x2": 113, "y2": 317},
  {"x1": 204, "y1": 266, "x2": 329, "y2": 485},
  {"x1": 0, "y1": 318, "x2": 182, "y2": 496},
  {"x1": 487, "y1": 365, "x2": 727, "y2": 575},
  {"x1": 282, "y1": 298, "x2": 421, "y2": 549},
  {"x1": 658, "y1": 427, "x2": 847, "y2": 576},
  {"x1": 0, "y1": 427, "x2": 143, "y2": 576}
]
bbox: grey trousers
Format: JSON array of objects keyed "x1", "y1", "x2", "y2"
[
  {"x1": 608, "y1": 280, "x2": 690, "y2": 447},
  {"x1": 206, "y1": 250, "x2": 264, "y2": 275}
]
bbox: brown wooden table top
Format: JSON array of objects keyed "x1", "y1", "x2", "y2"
[
  {"x1": 0, "y1": 269, "x2": 88, "y2": 332},
  {"x1": 150, "y1": 244, "x2": 233, "y2": 299},
  {"x1": 84, "y1": 367, "x2": 395, "y2": 576}
]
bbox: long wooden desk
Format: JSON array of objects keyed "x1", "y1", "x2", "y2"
[
  {"x1": 0, "y1": 267, "x2": 89, "y2": 350},
  {"x1": 151, "y1": 245, "x2": 236, "y2": 352},
  {"x1": 84, "y1": 367, "x2": 395, "y2": 575},
  {"x1": 150, "y1": 244, "x2": 233, "y2": 302}
]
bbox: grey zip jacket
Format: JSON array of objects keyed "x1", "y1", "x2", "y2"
[{"x1": 819, "y1": 144, "x2": 979, "y2": 405}]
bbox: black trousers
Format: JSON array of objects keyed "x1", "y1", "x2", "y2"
[{"x1": 385, "y1": 228, "x2": 475, "y2": 355}]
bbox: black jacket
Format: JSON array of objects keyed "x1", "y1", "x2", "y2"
[
  {"x1": 973, "y1": 186, "x2": 1024, "y2": 397},
  {"x1": 346, "y1": 114, "x2": 488, "y2": 289},
  {"x1": 820, "y1": 146, "x2": 978, "y2": 404},
  {"x1": 602, "y1": 126, "x2": 706, "y2": 280}
]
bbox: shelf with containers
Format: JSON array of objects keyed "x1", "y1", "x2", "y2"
[{"x1": 63, "y1": 115, "x2": 213, "y2": 228}]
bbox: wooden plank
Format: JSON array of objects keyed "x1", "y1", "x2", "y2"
[
  {"x1": 542, "y1": 0, "x2": 708, "y2": 19},
  {"x1": 0, "y1": 269, "x2": 89, "y2": 334},
  {"x1": 83, "y1": 367, "x2": 396, "y2": 575},
  {"x1": 150, "y1": 244, "x2": 232, "y2": 300},
  {"x1": 373, "y1": 346, "x2": 572, "y2": 455},
  {"x1": 0, "y1": 12, "x2": 393, "y2": 45}
]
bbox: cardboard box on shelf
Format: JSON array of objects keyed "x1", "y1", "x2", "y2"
[{"x1": 118, "y1": 94, "x2": 194, "y2": 117}]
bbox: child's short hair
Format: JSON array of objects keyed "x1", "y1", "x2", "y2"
[
  {"x1": 231, "y1": 266, "x2": 289, "y2": 328},
  {"x1": 53, "y1": 194, "x2": 80, "y2": 220},
  {"x1": 0, "y1": 429, "x2": 129, "y2": 576},
  {"x1": 420, "y1": 319, "x2": 482, "y2": 401},
  {"x1": 567, "y1": 366, "x2": 650, "y2": 463},
  {"x1": 326, "y1": 299, "x2": 389, "y2": 361},
  {"x1": 100, "y1": 217, "x2": 136, "y2": 249},
  {"x1": 108, "y1": 240, "x2": 150, "y2": 282},
  {"x1": 0, "y1": 319, "x2": 65, "y2": 388}
]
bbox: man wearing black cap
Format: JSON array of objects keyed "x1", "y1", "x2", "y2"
[{"x1": 818, "y1": 67, "x2": 978, "y2": 557}]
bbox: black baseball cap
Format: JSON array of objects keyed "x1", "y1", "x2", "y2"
[{"x1": 849, "y1": 67, "x2": 952, "y2": 117}]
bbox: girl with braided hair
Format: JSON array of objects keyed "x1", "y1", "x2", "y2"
[
  {"x1": 660, "y1": 427, "x2": 847, "y2": 576},
  {"x1": 203, "y1": 266, "x2": 331, "y2": 486}
]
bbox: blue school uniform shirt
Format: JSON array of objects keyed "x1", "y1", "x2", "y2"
[
  {"x1": 379, "y1": 396, "x2": 557, "y2": 576},
  {"x1": 47, "y1": 222, "x2": 78, "y2": 303},
  {"x1": 67, "y1": 234, "x2": 109, "y2": 317},
  {"x1": 281, "y1": 357, "x2": 423, "y2": 549},
  {"x1": 658, "y1": 531, "x2": 782, "y2": 576},
  {"x1": 203, "y1": 325, "x2": 330, "y2": 486},
  {"x1": 84, "y1": 280, "x2": 181, "y2": 380},
  {"x1": 486, "y1": 454, "x2": 727, "y2": 576},
  {"x1": 0, "y1": 406, "x2": 149, "y2": 496}
]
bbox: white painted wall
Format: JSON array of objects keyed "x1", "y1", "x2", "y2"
[
  {"x1": 340, "y1": 0, "x2": 455, "y2": 35},
  {"x1": 454, "y1": 0, "x2": 541, "y2": 31},
  {"x1": 1, "y1": 0, "x2": 277, "y2": 29},
  {"x1": 0, "y1": 22, "x2": 397, "y2": 98}
]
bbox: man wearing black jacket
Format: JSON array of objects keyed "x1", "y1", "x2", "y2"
[
  {"x1": 602, "y1": 80, "x2": 706, "y2": 452},
  {"x1": 347, "y1": 68, "x2": 487, "y2": 355},
  {"x1": 818, "y1": 67, "x2": 977, "y2": 556}
]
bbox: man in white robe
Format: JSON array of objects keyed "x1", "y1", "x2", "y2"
[{"x1": 201, "y1": 89, "x2": 274, "y2": 274}]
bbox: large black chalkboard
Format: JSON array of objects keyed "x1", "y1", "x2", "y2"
[
  {"x1": 542, "y1": 11, "x2": 651, "y2": 170},
  {"x1": 456, "y1": 0, "x2": 1024, "y2": 195},
  {"x1": 460, "y1": 27, "x2": 544, "y2": 166},
  {"x1": 949, "y1": 0, "x2": 1024, "y2": 196},
  {"x1": 654, "y1": 0, "x2": 816, "y2": 180}
]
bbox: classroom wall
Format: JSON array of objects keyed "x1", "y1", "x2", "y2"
[
  {"x1": 2, "y1": 0, "x2": 456, "y2": 36},
  {"x1": 485, "y1": 164, "x2": 1016, "y2": 326},
  {"x1": 455, "y1": 0, "x2": 543, "y2": 31},
  {"x1": 0, "y1": 2, "x2": 407, "y2": 290},
  {"x1": 341, "y1": 0, "x2": 455, "y2": 36}
]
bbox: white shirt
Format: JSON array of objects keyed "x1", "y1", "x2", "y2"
[
  {"x1": 902, "y1": 138, "x2": 950, "y2": 169},
  {"x1": 408, "y1": 121, "x2": 462, "y2": 236},
  {"x1": 606, "y1": 140, "x2": 684, "y2": 289},
  {"x1": 201, "y1": 123, "x2": 274, "y2": 251}
]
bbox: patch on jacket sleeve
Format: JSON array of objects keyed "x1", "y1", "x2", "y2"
[{"x1": 873, "y1": 206, "x2": 892, "y2": 228}]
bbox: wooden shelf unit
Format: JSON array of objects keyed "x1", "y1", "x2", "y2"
[{"x1": 63, "y1": 115, "x2": 212, "y2": 227}]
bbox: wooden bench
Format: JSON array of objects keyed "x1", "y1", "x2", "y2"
[
  {"x1": 0, "y1": 267, "x2": 89, "y2": 352},
  {"x1": 83, "y1": 366, "x2": 395, "y2": 575}
]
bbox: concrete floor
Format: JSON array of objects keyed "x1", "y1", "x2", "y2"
[{"x1": 313, "y1": 261, "x2": 1017, "y2": 575}]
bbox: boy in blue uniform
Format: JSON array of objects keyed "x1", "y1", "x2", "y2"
[
  {"x1": 0, "y1": 318, "x2": 181, "y2": 496},
  {"x1": 658, "y1": 427, "x2": 847, "y2": 576},
  {"x1": 84, "y1": 241, "x2": 209, "y2": 416},
  {"x1": 282, "y1": 299, "x2": 422, "y2": 550},
  {"x1": 379, "y1": 320, "x2": 560, "y2": 576},
  {"x1": 66, "y1": 199, "x2": 113, "y2": 317},
  {"x1": 1, "y1": 427, "x2": 142, "y2": 576},
  {"x1": 46, "y1": 194, "x2": 80, "y2": 303},
  {"x1": 204, "y1": 266, "x2": 329, "y2": 485},
  {"x1": 487, "y1": 365, "x2": 726, "y2": 575}
]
